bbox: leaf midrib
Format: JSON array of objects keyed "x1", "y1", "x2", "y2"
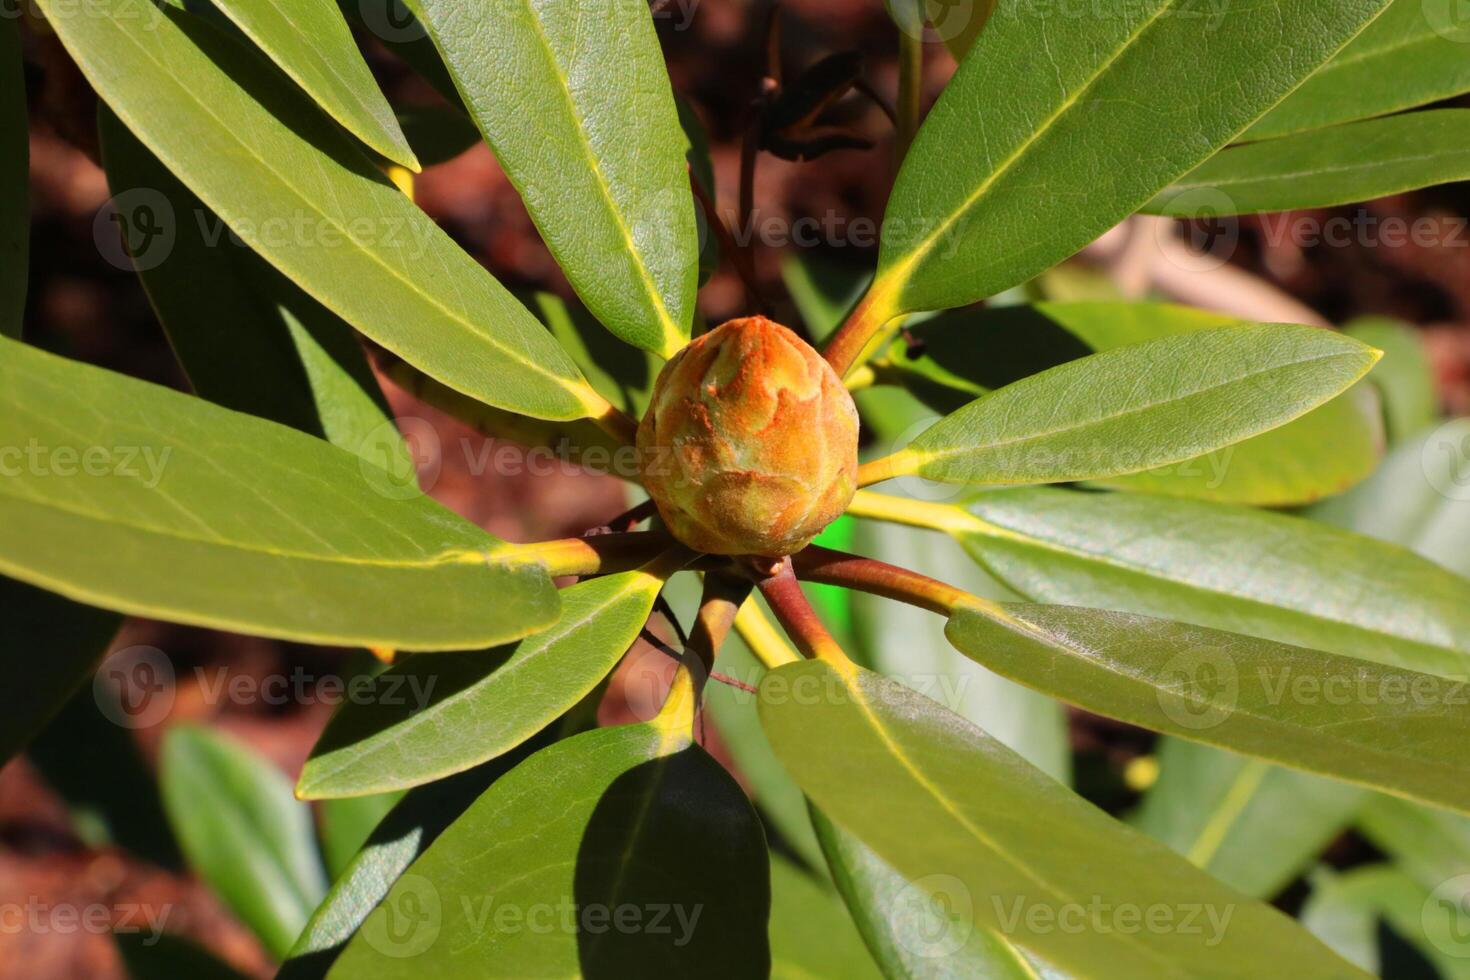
[{"x1": 105, "y1": 15, "x2": 596, "y2": 412}]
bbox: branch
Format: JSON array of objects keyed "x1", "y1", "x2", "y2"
[
  {"x1": 791, "y1": 546, "x2": 968, "y2": 616},
  {"x1": 656, "y1": 572, "x2": 754, "y2": 733},
  {"x1": 755, "y1": 561, "x2": 847, "y2": 664},
  {"x1": 509, "y1": 531, "x2": 681, "y2": 578}
]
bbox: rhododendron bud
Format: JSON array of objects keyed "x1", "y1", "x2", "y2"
[{"x1": 637, "y1": 316, "x2": 860, "y2": 557}]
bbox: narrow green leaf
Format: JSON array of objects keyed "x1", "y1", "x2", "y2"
[
  {"x1": 874, "y1": 0, "x2": 1392, "y2": 315},
  {"x1": 1150, "y1": 111, "x2": 1470, "y2": 216},
  {"x1": 1132, "y1": 739, "x2": 1363, "y2": 899},
  {"x1": 958, "y1": 487, "x2": 1470, "y2": 677},
  {"x1": 1345, "y1": 317, "x2": 1438, "y2": 448},
  {"x1": 340, "y1": 0, "x2": 463, "y2": 110},
  {"x1": 947, "y1": 601, "x2": 1470, "y2": 812},
  {"x1": 0, "y1": 14, "x2": 26, "y2": 335},
  {"x1": 531, "y1": 291, "x2": 659, "y2": 417},
  {"x1": 0, "y1": 336, "x2": 559, "y2": 650},
  {"x1": 328, "y1": 723, "x2": 770, "y2": 977},
  {"x1": 299, "y1": 571, "x2": 665, "y2": 798},
  {"x1": 282, "y1": 748, "x2": 546, "y2": 980},
  {"x1": 161, "y1": 725, "x2": 327, "y2": 958},
  {"x1": 810, "y1": 807, "x2": 1044, "y2": 978},
  {"x1": 1302, "y1": 866, "x2": 1470, "y2": 976},
  {"x1": 1359, "y1": 795, "x2": 1470, "y2": 897},
  {"x1": 759, "y1": 659, "x2": 1365, "y2": 977},
  {"x1": 769, "y1": 854, "x2": 881, "y2": 980},
  {"x1": 98, "y1": 107, "x2": 410, "y2": 474},
  {"x1": 883, "y1": 325, "x2": 1377, "y2": 486},
  {"x1": 894, "y1": 301, "x2": 1385, "y2": 505},
  {"x1": 1245, "y1": 0, "x2": 1470, "y2": 141},
  {"x1": 318, "y1": 792, "x2": 403, "y2": 880},
  {"x1": 1309, "y1": 421, "x2": 1470, "y2": 580},
  {"x1": 411, "y1": 0, "x2": 697, "y2": 356},
  {"x1": 38, "y1": 0, "x2": 605, "y2": 421},
  {"x1": 210, "y1": 0, "x2": 418, "y2": 170},
  {"x1": 0, "y1": 576, "x2": 120, "y2": 766}
]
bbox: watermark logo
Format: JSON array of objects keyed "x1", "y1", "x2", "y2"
[
  {"x1": 358, "y1": 417, "x2": 439, "y2": 501},
  {"x1": 1423, "y1": 418, "x2": 1470, "y2": 502},
  {"x1": 890, "y1": 874, "x2": 974, "y2": 959},
  {"x1": 96, "y1": 188, "x2": 176, "y2": 272},
  {"x1": 1423, "y1": 0, "x2": 1470, "y2": 42},
  {"x1": 362, "y1": 874, "x2": 442, "y2": 959},
  {"x1": 1156, "y1": 646, "x2": 1237, "y2": 731},
  {"x1": 1151, "y1": 188, "x2": 1239, "y2": 274},
  {"x1": 1422, "y1": 874, "x2": 1470, "y2": 959},
  {"x1": 93, "y1": 645, "x2": 175, "y2": 730}
]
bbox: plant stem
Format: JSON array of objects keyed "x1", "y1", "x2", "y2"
[
  {"x1": 895, "y1": 26, "x2": 923, "y2": 166},
  {"x1": 592, "y1": 403, "x2": 640, "y2": 446},
  {"x1": 792, "y1": 546, "x2": 968, "y2": 616},
  {"x1": 822, "y1": 277, "x2": 901, "y2": 379},
  {"x1": 508, "y1": 531, "x2": 679, "y2": 578},
  {"x1": 855, "y1": 450, "x2": 919, "y2": 487},
  {"x1": 655, "y1": 572, "x2": 753, "y2": 735},
  {"x1": 756, "y1": 561, "x2": 848, "y2": 665},
  {"x1": 733, "y1": 595, "x2": 801, "y2": 669},
  {"x1": 844, "y1": 489, "x2": 983, "y2": 535}
]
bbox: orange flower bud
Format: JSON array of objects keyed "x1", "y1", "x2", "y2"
[{"x1": 637, "y1": 316, "x2": 859, "y2": 557}]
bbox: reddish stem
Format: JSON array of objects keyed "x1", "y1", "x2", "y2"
[{"x1": 756, "y1": 561, "x2": 846, "y2": 663}]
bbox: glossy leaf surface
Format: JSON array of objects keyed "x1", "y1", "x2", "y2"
[
  {"x1": 0, "y1": 337, "x2": 559, "y2": 650},
  {"x1": 38, "y1": 0, "x2": 604, "y2": 421},
  {"x1": 411, "y1": 0, "x2": 697, "y2": 356}
]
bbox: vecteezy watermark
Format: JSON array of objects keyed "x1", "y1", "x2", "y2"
[
  {"x1": 0, "y1": 439, "x2": 172, "y2": 489},
  {"x1": 1423, "y1": 0, "x2": 1470, "y2": 43},
  {"x1": 92, "y1": 645, "x2": 439, "y2": 729},
  {"x1": 890, "y1": 875, "x2": 975, "y2": 959},
  {"x1": 1155, "y1": 646, "x2": 1239, "y2": 731},
  {"x1": 0, "y1": 898, "x2": 172, "y2": 946},
  {"x1": 1423, "y1": 418, "x2": 1470, "y2": 503},
  {"x1": 993, "y1": 895, "x2": 1235, "y2": 946},
  {"x1": 1422, "y1": 874, "x2": 1470, "y2": 959},
  {"x1": 96, "y1": 190, "x2": 435, "y2": 272},
  {"x1": 18, "y1": 0, "x2": 165, "y2": 28},
  {"x1": 1256, "y1": 666, "x2": 1469, "y2": 710},
  {"x1": 360, "y1": 874, "x2": 705, "y2": 959}
]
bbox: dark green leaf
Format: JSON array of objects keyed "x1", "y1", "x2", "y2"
[
  {"x1": 1150, "y1": 111, "x2": 1470, "y2": 216},
  {"x1": 531, "y1": 291, "x2": 659, "y2": 418},
  {"x1": 1245, "y1": 0, "x2": 1470, "y2": 141},
  {"x1": 768, "y1": 852, "x2": 881, "y2": 979},
  {"x1": 160, "y1": 725, "x2": 327, "y2": 957},
  {"x1": 958, "y1": 487, "x2": 1470, "y2": 677},
  {"x1": 299, "y1": 570, "x2": 665, "y2": 798},
  {"x1": 39, "y1": 0, "x2": 607, "y2": 422},
  {"x1": 759, "y1": 659, "x2": 1365, "y2": 976},
  {"x1": 98, "y1": 107, "x2": 410, "y2": 474},
  {"x1": 0, "y1": 576, "x2": 119, "y2": 766},
  {"x1": 210, "y1": 0, "x2": 418, "y2": 169},
  {"x1": 0, "y1": 336, "x2": 559, "y2": 650},
  {"x1": 411, "y1": 0, "x2": 697, "y2": 356},
  {"x1": 0, "y1": 14, "x2": 25, "y2": 335},
  {"x1": 873, "y1": 0, "x2": 1392, "y2": 315},
  {"x1": 1132, "y1": 739, "x2": 1363, "y2": 898},
  {"x1": 877, "y1": 325, "x2": 1377, "y2": 487},
  {"x1": 327, "y1": 722, "x2": 770, "y2": 977}
]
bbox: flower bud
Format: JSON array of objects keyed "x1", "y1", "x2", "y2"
[{"x1": 637, "y1": 316, "x2": 859, "y2": 557}]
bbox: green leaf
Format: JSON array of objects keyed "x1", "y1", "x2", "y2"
[
  {"x1": 0, "y1": 576, "x2": 120, "y2": 766},
  {"x1": 1309, "y1": 423, "x2": 1470, "y2": 579},
  {"x1": 1132, "y1": 739, "x2": 1363, "y2": 898},
  {"x1": 1345, "y1": 316, "x2": 1438, "y2": 448},
  {"x1": 947, "y1": 601, "x2": 1470, "y2": 812},
  {"x1": 328, "y1": 722, "x2": 770, "y2": 977},
  {"x1": 810, "y1": 807, "x2": 1043, "y2": 977},
  {"x1": 1359, "y1": 794, "x2": 1470, "y2": 896},
  {"x1": 0, "y1": 14, "x2": 25, "y2": 335},
  {"x1": 318, "y1": 792, "x2": 403, "y2": 880},
  {"x1": 1149, "y1": 111, "x2": 1470, "y2": 216},
  {"x1": 958, "y1": 487, "x2": 1470, "y2": 677},
  {"x1": 340, "y1": 0, "x2": 463, "y2": 110},
  {"x1": 851, "y1": 517, "x2": 1070, "y2": 782},
  {"x1": 411, "y1": 0, "x2": 697, "y2": 357},
  {"x1": 160, "y1": 725, "x2": 327, "y2": 958},
  {"x1": 758, "y1": 659, "x2": 1365, "y2": 977},
  {"x1": 0, "y1": 336, "x2": 559, "y2": 650},
  {"x1": 299, "y1": 570, "x2": 665, "y2": 798},
  {"x1": 878, "y1": 325, "x2": 1377, "y2": 487},
  {"x1": 894, "y1": 301, "x2": 1385, "y2": 505},
  {"x1": 531, "y1": 291, "x2": 659, "y2": 417},
  {"x1": 1302, "y1": 866, "x2": 1470, "y2": 976},
  {"x1": 769, "y1": 854, "x2": 881, "y2": 980},
  {"x1": 872, "y1": 0, "x2": 1392, "y2": 316},
  {"x1": 282, "y1": 748, "x2": 546, "y2": 980},
  {"x1": 210, "y1": 0, "x2": 418, "y2": 170},
  {"x1": 38, "y1": 0, "x2": 605, "y2": 422},
  {"x1": 1245, "y1": 0, "x2": 1470, "y2": 142},
  {"x1": 98, "y1": 107, "x2": 410, "y2": 474}
]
